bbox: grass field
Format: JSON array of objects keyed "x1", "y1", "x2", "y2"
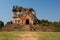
[{"x1": 0, "y1": 31, "x2": 60, "y2": 40}]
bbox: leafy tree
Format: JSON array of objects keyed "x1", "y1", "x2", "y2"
[
  {"x1": 41, "y1": 19, "x2": 49, "y2": 23},
  {"x1": 37, "y1": 19, "x2": 41, "y2": 24},
  {"x1": 6, "y1": 21, "x2": 12, "y2": 25},
  {"x1": 37, "y1": 19, "x2": 50, "y2": 26},
  {"x1": 0, "y1": 21, "x2": 4, "y2": 28}
]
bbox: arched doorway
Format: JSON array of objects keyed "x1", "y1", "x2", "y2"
[{"x1": 26, "y1": 19, "x2": 29, "y2": 25}]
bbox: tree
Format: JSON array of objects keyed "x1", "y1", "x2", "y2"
[
  {"x1": 41, "y1": 19, "x2": 49, "y2": 23},
  {"x1": 6, "y1": 21, "x2": 12, "y2": 25},
  {"x1": 37, "y1": 19, "x2": 41, "y2": 24},
  {"x1": 0, "y1": 21, "x2": 4, "y2": 28},
  {"x1": 37, "y1": 19, "x2": 50, "y2": 26}
]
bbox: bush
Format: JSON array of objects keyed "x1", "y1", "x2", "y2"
[
  {"x1": 0, "y1": 21, "x2": 4, "y2": 28},
  {"x1": 6, "y1": 21, "x2": 12, "y2": 25}
]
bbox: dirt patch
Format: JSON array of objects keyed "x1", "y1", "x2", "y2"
[{"x1": 14, "y1": 33, "x2": 38, "y2": 40}]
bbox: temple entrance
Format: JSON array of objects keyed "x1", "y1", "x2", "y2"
[{"x1": 26, "y1": 19, "x2": 29, "y2": 25}]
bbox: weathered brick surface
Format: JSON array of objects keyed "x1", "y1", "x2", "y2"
[{"x1": 1, "y1": 24, "x2": 54, "y2": 31}]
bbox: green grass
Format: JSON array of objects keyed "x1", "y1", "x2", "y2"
[
  {"x1": 0, "y1": 31, "x2": 60, "y2": 40},
  {"x1": 37, "y1": 32, "x2": 60, "y2": 40}
]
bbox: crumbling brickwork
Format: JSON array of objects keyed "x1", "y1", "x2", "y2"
[{"x1": 12, "y1": 6, "x2": 38, "y2": 25}]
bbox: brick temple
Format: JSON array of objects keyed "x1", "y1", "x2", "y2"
[
  {"x1": 1, "y1": 6, "x2": 53, "y2": 31},
  {"x1": 12, "y1": 6, "x2": 38, "y2": 25}
]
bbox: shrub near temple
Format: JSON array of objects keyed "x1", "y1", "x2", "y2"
[
  {"x1": 6, "y1": 21, "x2": 12, "y2": 25},
  {"x1": 0, "y1": 21, "x2": 4, "y2": 28}
]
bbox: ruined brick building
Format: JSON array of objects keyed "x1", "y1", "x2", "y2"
[
  {"x1": 1, "y1": 6, "x2": 53, "y2": 31},
  {"x1": 12, "y1": 6, "x2": 38, "y2": 25}
]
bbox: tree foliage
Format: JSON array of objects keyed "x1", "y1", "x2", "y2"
[
  {"x1": 37, "y1": 19, "x2": 60, "y2": 31},
  {"x1": 37, "y1": 19, "x2": 50, "y2": 26},
  {"x1": 0, "y1": 21, "x2": 4, "y2": 28},
  {"x1": 6, "y1": 21, "x2": 12, "y2": 25}
]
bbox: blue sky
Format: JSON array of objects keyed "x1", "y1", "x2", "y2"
[{"x1": 0, "y1": 0, "x2": 60, "y2": 24}]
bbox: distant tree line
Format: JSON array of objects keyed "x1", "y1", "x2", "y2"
[{"x1": 37, "y1": 19, "x2": 60, "y2": 32}]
